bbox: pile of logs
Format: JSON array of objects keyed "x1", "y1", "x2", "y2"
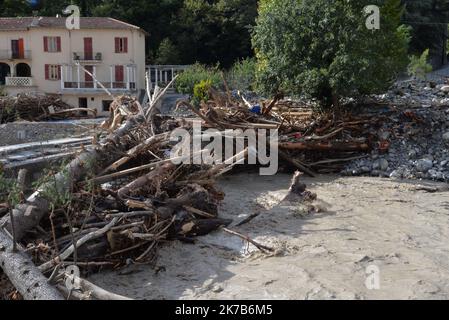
[
  {"x1": 0, "y1": 83, "x2": 381, "y2": 299},
  {"x1": 0, "y1": 93, "x2": 96, "y2": 123}
]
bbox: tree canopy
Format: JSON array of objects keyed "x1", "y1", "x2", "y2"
[
  {"x1": 0, "y1": 0, "x2": 446, "y2": 69},
  {"x1": 252, "y1": 0, "x2": 410, "y2": 106},
  {"x1": 0, "y1": 0, "x2": 257, "y2": 67}
]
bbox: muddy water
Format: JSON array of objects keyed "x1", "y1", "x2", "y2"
[{"x1": 90, "y1": 174, "x2": 449, "y2": 300}]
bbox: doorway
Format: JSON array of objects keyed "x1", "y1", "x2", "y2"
[
  {"x1": 15, "y1": 63, "x2": 31, "y2": 77},
  {"x1": 84, "y1": 37, "x2": 93, "y2": 60},
  {"x1": 79, "y1": 97, "x2": 88, "y2": 116},
  {"x1": 0, "y1": 63, "x2": 11, "y2": 85},
  {"x1": 11, "y1": 39, "x2": 24, "y2": 59}
]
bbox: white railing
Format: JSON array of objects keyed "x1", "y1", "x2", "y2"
[
  {"x1": 5, "y1": 77, "x2": 33, "y2": 87},
  {"x1": 0, "y1": 50, "x2": 32, "y2": 60},
  {"x1": 62, "y1": 81, "x2": 136, "y2": 91},
  {"x1": 147, "y1": 65, "x2": 190, "y2": 91}
]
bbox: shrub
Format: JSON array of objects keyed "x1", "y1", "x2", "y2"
[
  {"x1": 175, "y1": 63, "x2": 222, "y2": 95},
  {"x1": 226, "y1": 58, "x2": 256, "y2": 91},
  {"x1": 252, "y1": 0, "x2": 410, "y2": 107},
  {"x1": 408, "y1": 49, "x2": 433, "y2": 80},
  {"x1": 193, "y1": 79, "x2": 213, "y2": 105}
]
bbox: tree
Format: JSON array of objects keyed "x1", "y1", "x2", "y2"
[
  {"x1": 173, "y1": 0, "x2": 258, "y2": 67},
  {"x1": 0, "y1": 0, "x2": 33, "y2": 16},
  {"x1": 154, "y1": 38, "x2": 181, "y2": 65},
  {"x1": 403, "y1": 0, "x2": 449, "y2": 68},
  {"x1": 252, "y1": 0, "x2": 410, "y2": 107}
]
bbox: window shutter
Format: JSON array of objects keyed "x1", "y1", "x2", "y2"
[
  {"x1": 43, "y1": 36, "x2": 48, "y2": 52},
  {"x1": 45, "y1": 64, "x2": 49, "y2": 80},
  {"x1": 57, "y1": 65, "x2": 61, "y2": 80},
  {"x1": 56, "y1": 37, "x2": 61, "y2": 52},
  {"x1": 114, "y1": 38, "x2": 120, "y2": 53},
  {"x1": 115, "y1": 65, "x2": 124, "y2": 82},
  {"x1": 124, "y1": 38, "x2": 128, "y2": 53}
]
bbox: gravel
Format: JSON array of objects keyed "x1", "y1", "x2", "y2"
[{"x1": 342, "y1": 77, "x2": 449, "y2": 182}]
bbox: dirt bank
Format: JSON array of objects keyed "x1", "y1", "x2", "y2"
[{"x1": 88, "y1": 173, "x2": 449, "y2": 300}]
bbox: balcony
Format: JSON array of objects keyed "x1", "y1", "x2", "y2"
[
  {"x1": 0, "y1": 50, "x2": 32, "y2": 60},
  {"x1": 5, "y1": 77, "x2": 33, "y2": 87},
  {"x1": 72, "y1": 52, "x2": 103, "y2": 63},
  {"x1": 62, "y1": 81, "x2": 136, "y2": 92}
]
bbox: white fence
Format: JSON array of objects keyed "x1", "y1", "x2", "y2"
[
  {"x1": 147, "y1": 65, "x2": 190, "y2": 91},
  {"x1": 5, "y1": 77, "x2": 33, "y2": 87}
]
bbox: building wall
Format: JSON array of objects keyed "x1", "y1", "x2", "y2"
[{"x1": 0, "y1": 26, "x2": 146, "y2": 116}]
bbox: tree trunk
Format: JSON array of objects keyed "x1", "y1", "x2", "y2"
[
  {"x1": 0, "y1": 115, "x2": 145, "y2": 241},
  {"x1": 0, "y1": 231, "x2": 64, "y2": 300}
]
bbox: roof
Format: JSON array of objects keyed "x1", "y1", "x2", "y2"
[{"x1": 0, "y1": 17, "x2": 148, "y2": 34}]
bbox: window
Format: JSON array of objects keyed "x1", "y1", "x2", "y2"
[
  {"x1": 102, "y1": 100, "x2": 113, "y2": 112},
  {"x1": 114, "y1": 37, "x2": 128, "y2": 53},
  {"x1": 44, "y1": 36, "x2": 61, "y2": 52},
  {"x1": 45, "y1": 64, "x2": 60, "y2": 80}
]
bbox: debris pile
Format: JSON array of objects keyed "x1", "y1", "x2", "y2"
[
  {"x1": 0, "y1": 93, "x2": 96, "y2": 123},
  {"x1": 0, "y1": 83, "x2": 379, "y2": 299},
  {"x1": 343, "y1": 78, "x2": 449, "y2": 182}
]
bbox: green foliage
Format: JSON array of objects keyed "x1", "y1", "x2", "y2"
[
  {"x1": 174, "y1": 0, "x2": 258, "y2": 67},
  {"x1": 408, "y1": 49, "x2": 433, "y2": 79},
  {"x1": 252, "y1": 0, "x2": 410, "y2": 107},
  {"x1": 175, "y1": 63, "x2": 222, "y2": 95},
  {"x1": 32, "y1": 164, "x2": 73, "y2": 210},
  {"x1": 154, "y1": 38, "x2": 181, "y2": 65},
  {"x1": 0, "y1": 171, "x2": 20, "y2": 207},
  {"x1": 226, "y1": 58, "x2": 256, "y2": 91},
  {"x1": 0, "y1": 86, "x2": 6, "y2": 97},
  {"x1": 403, "y1": 0, "x2": 449, "y2": 67},
  {"x1": 193, "y1": 79, "x2": 212, "y2": 104}
]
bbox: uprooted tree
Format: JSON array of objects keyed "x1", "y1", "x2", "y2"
[{"x1": 252, "y1": 0, "x2": 410, "y2": 107}]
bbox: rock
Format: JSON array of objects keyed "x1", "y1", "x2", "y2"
[
  {"x1": 390, "y1": 170, "x2": 403, "y2": 179},
  {"x1": 379, "y1": 159, "x2": 389, "y2": 171},
  {"x1": 360, "y1": 166, "x2": 371, "y2": 173},
  {"x1": 415, "y1": 159, "x2": 433, "y2": 173},
  {"x1": 373, "y1": 159, "x2": 389, "y2": 171},
  {"x1": 441, "y1": 85, "x2": 449, "y2": 93},
  {"x1": 378, "y1": 131, "x2": 390, "y2": 140},
  {"x1": 428, "y1": 169, "x2": 444, "y2": 181},
  {"x1": 443, "y1": 132, "x2": 449, "y2": 143}
]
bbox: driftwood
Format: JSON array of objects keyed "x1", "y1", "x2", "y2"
[
  {"x1": 0, "y1": 115, "x2": 145, "y2": 241},
  {"x1": 38, "y1": 218, "x2": 119, "y2": 272},
  {"x1": 0, "y1": 231, "x2": 64, "y2": 300},
  {"x1": 0, "y1": 82, "x2": 382, "y2": 299}
]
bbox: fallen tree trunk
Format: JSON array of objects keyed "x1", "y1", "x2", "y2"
[
  {"x1": 0, "y1": 114, "x2": 145, "y2": 299},
  {"x1": 0, "y1": 231, "x2": 64, "y2": 300},
  {"x1": 0, "y1": 115, "x2": 145, "y2": 241}
]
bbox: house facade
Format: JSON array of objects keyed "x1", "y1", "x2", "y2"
[{"x1": 0, "y1": 17, "x2": 147, "y2": 115}]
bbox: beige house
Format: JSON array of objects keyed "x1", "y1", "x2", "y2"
[{"x1": 0, "y1": 17, "x2": 147, "y2": 115}]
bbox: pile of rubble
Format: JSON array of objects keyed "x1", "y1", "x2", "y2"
[{"x1": 343, "y1": 78, "x2": 449, "y2": 182}]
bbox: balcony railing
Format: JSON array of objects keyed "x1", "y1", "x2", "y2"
[
  {"x1": 5, "y1": 77, "x2": 33, "y2": 87},
  {"x1": 72, "y1": 52, "x2": 103, "y2": 62},
  {"x1": 63, "y1": 81, "x2": 136, "y2": 91},
  {"x1": 0, "y1": 50, "x2": 32, "y2": 60}
]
